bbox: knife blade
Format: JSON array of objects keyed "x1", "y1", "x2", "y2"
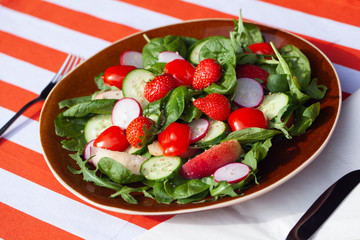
[{"x1": 286, "y1": 169, "x2": 360, "y2": 240}]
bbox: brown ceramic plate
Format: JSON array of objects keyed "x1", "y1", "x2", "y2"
[{"x1": 40, "y1": 19, "x2": 341, "y2": 215}]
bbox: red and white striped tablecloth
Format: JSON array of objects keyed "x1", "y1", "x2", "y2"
[{"x1": 1, "y1": 1, "x2": 359, "y2": 239}]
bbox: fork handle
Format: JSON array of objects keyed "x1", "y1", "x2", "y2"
[{"x1": 0, "y1": 96, "x2": 43, "y2": 136}]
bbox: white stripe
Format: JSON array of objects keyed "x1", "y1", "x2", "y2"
[
  {"x1": 0, "y1": 107, "x2": 42, "y2": 153},
  {"x1": 0, "y1": 7, "x2": 110, "y2": 58},
  {"x1": 44, "y1": 0, "x2": 181, "y2": 31},
  {"x1": 0, "y1": 53, "x2": 54, "y2": 95},
  {"x1": 0, "y1": 168, "x2": 146, "y2": 240},
  {"x1": 181, "y1": 0, "x2": 360, "y2": 50},
  {"x1": 334, "y1": 63, "x2": 360, "y2": 94}
]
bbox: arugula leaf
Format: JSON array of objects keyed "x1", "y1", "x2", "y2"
[
  {"x1": 290, "y1": 102, "x2": 321, "y2": 136},
  {"x1": 223, "y1": 128, "x2": 282, "y2": 144},
  {"x1": 98, "y1": 157, "x2": 144, "y2": 184},
  {"x1": 68, "y1": 153, "x2": 123, "y2": 191},
  {"x1": 242, "y1": 138, "x2": 272, "y2": 171},
  {"x1": 306, "y1": 78, "x2": 327, "y2": 99},
  {"x1": 110, "y1": 186, "x2": 151, "y2": 204}
]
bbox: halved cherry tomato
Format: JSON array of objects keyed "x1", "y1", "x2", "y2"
[
  {"x1": 101, "y1": 65, "x2": 136, "y2": 89},
  {"x1": 158, "y1": 122, "x2": 191, "y2": 156},
  {"x1": 164, "y1": 59, "x2": 195, "y2": 86},
  {"x1": 248, "y1": 42, "x2": 275, "y2": 55},
  {"x1": 228, "y1": 108, "x2": 268, "y2": 131},
  {"x1": 94, "y1": 126, "x2": 129, "y2": 151}
]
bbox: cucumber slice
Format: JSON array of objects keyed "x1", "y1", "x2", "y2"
[
  {"x1": 140, "y1": 156, "x2": 181, "y2": 181},
  {"x1": 195, "y1": 120, "x2": 227, "y2": 147},
  {"x1": 121, "y1": 69, "x2": 154, "y2": 108},
  {"x1": 84, "y1": 114, "x2": 112, "y2": 142},
  {"x1": 188, "y1": 36, "x2": 226, "y2": 65},
  {"x1": 257, "y1": 92, "x2": 290, "y2": 120}
]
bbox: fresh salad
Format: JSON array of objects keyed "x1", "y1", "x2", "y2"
[{"x1": 55, "y1": 12, "x2": 327, "y2": 205}]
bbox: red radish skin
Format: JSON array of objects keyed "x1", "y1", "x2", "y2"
[
  {"x1": 188, "y1": 118, "x2": 210, "y2": 143},
  {"x1": 214, "y1": 162, "x2": 251, "y2": 183},
  {"x1": 112, "y1": 98, "x2": 142, "y2": 129},
  {"x1": 84, "y1": 139, "x2": 95, "y2": 161},
  {"x1": 180, "y1": 140, "x2": 242, "y2": 179},
  {"x1": 233, "y1": 77, "x2": 264, "y2": 108},
  {"x1": 120, "y1": 51, "x2": 143, "y2": 68},
  {"x1": 158, "y1": 51, "x2": 184, "y2": 63}
]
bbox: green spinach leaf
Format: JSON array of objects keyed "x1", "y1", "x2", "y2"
[
  {"x1": 204, "y1": 63, "x2": 237, "y2": 95},
  {"x1": 98, "y1": 157, "x2": 144, "y2": 184},
  {"x1": 223, "y1": 128, "x2": 282, "y2": 144}
]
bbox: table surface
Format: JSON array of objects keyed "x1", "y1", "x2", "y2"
[{"x1": 1, "y1": 0, "x2": 360, "y2": 239}]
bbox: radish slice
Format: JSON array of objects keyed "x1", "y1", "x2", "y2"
[
  {"x1": 84, "y1": 139, "x2": 95, "y2": 162},
  {"x1": 120, "y1": 51, "x2": 143, "y2": 68},
  {"x1": 158, "y1": 51, "x2": 184, "y2": 63},
  {"x1": 112, "y1": 98, "x2": 142, "y2": 129},
  {"x1": 188, "y1": 118, "x2": 210, "y2": 143},
  {"x1": 214, "y1": 162, "x2": 251, "y2": 183},
  {"x1": 233, "y1": 77, "x2": 264, "y2": 108}
]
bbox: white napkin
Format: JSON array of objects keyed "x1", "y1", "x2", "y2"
[{"x1": 135, "y1": 89, "x2": 360, "y2": 240}]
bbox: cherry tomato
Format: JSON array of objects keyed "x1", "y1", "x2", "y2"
[
  {"x1": 248, "y1": 42, "x2": 275, "y2": 55},
  {"x1": 94, "y1": 126, "x2": 129, "y2": 151},
  {"x1": 158, "y1": 122, "x2": 191, "y2": 156},
  {"x1": 228, "y1": 108, "x2": 268, "y2": 131},
  {"x1": 101, "y1": 65, "x2": 136, "y2": 89},
  {"x1": 164, "y1": 59, "x2": 195, "y2": 86}
]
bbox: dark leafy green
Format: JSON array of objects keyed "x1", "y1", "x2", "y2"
[
  {"x1": 223, "y1": 128, "x2": 282, "y2": 144},
  {"x1": 98, "y1": 157, "x2": 144, "y2": 184},
  {"x1": 204, "y1": 63, "x2": 237, "y2": 95}
]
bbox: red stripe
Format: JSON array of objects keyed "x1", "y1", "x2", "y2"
[
  {"x1": 260, "y1": 0, "x2": 360, "y2": 27},
  {"x1": 0, "y1": 203, "x2": 83, "y2": 240},
  {"x1": 117, "y1": 0, "x2": 360, "y2": 72},
  {"x1": 117, "y1": 0, "x2": 233, "y2": 19},
  {"x1": 0, "y1": 80, "x2": 43, "y2": 121},
  {"x1": 0, "y1": 139, "x2": 173, "y2": 229},
  {"x1": 1, "y1": 0, "x2": 138, "y2": 42},
  {"x1": 0, "y1": 31, "x2": 67, "y2": 73}
]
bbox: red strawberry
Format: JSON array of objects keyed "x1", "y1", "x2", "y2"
[
  {"x1": 235, "y1": 63, "x2": 269, "y2": 84},
  {"x1": 193, "y1": 93, "x2": 231, "y2": 121},
  {"x1": 192, "y1": 59, "x2": 222, "y2": 90},
  {"x1": 126, "y1": 116, "x2": 155, "y2": 148},
  {"x1": 144, "y1": 73, "x2": 177, "y2": 102}
]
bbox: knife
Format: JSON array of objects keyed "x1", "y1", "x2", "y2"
[{"x1": 286, "y1": 169, "x2": 360, "y2": 240}]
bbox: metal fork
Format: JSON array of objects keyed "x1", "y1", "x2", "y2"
[{"x1": 0, "y1": 54, "x2": 83, "y2": 137}]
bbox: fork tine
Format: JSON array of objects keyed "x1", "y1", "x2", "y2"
[
  {"x1": 0, "y1": 53, "x2": 84, "y2": 137},
  {"x1": 51, "y1": 54, "x2": 73, "y2": 83}
]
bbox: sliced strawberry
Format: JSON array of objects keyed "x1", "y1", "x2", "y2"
[
  {"x1": 179, "y1": 140, "x2": 242, "y2": 179},
  {"x1": 192, "y1": 59, "x2": 222, "y2": 90},
  {"x1": 126, "y1": 116, "x2": 155, "y2": 148},
  {"x1": 144, "y1": 73, "x2": 177, "y2": 102},
  {"x1": 193, "y1": 93, "x2": 231, "y2": 121},
  {"x1": 235, "y1": 63, "x2": 269, "y2": 84}
]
